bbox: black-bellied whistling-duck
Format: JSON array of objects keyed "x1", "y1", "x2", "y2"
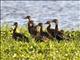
[
  {"x1": 45, "y1": 21, "x2": 55, "y2": 37},
  {"x1": 24, "y1": 16, "x2": 37, "y2": 37},
  {"x1": 52, "y1": 19, "x2": 64, "y2": 40},
  {"x1": 12, "y1": 22, "x2": 29, "y2": 42},
  {"x1": 36, "y1": 23, "x2": 52, "y2": 42}
]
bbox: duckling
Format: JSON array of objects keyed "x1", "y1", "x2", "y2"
[
  {"x1": 52, "y1": 19, "x2": 64, "y2": 40},
  {"x1": 24, "y1": 16, "x2": 37, "y2": 37},
  {"x1": 45, "y1": 21, "x2": 55, "y2": 37},
  {"x1": 36, "y1": 23, "x2": 52, "y2": 42},
  {"x1": 12, "y1": 22, "x2": 29, "y2": 42}
]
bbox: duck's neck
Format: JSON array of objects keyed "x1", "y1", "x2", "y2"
[
  {"x1": 40, "y1": 25, "x2": 43, "y2": 34},
  {"x1": 28, "y1": 18, "x2": 35, "y2": 34},
  {"x1": 55, "y1": 23, "x2": 58, "y2": 32},
  {"x1": 13, "y1": 25, "x2": 17, "y2": 33},
  {"x1": 28, "y1": 18, "x2": 31, "y2": 21},
  {"x1": 47, "y1": 23, "x2": 51, "y2": 31},
  {"x1": 28, "y1": 18, "x2": 34, "y2": 27}
]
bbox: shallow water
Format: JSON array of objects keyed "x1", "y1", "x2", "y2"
[{"x1": 1, "y1": 1, "x2": 80, "y2": 30}]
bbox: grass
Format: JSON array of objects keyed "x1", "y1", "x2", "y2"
[{"x1": 0, "y1": 25, "x2": 80, "y2": 60}]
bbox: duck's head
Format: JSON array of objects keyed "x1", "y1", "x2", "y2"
[
  {"x1": 13, "y1": 22, "x2": 18, "y2": 26},
  {"x1": 12, "y1": 22, "x2": 20, "y2": 33},
  {"x1": 11, "y1": 22, "x2": 18, "y2": 31},
  {"x1": 52, "y1": 19, "x2": 58, "y2": 24},
  {"x1": 45, "y1": 21, "x2": 51, "y2": 24},
  {"x1": 24, "y1": 16, "x2": 31, "y2": 19},
  {"x1": 38, "y1": 23, "x2": 43, "y2": 26}
]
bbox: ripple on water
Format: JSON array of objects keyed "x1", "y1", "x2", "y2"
[{"x1": 1, "y1": 1, "x2": 80, "y2": 30}]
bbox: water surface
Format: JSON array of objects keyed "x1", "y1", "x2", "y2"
[{"x1": 1, "y1": 1, "x2": 80, "y2": 30}]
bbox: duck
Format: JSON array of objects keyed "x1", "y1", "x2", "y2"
[
  {"x1": 52, "y1": 19, "x2": 64, "y2": 40},
  {"x1": 24, "y1": 16, "x2": 37, "y2": 37},
  {"x1": 45, "y1": 20, "x2": 55, "y2": 37},
  {"x1": 35, "y1": 23, "x2": 52, "y2": 42},
  {"x1": 12, "y1": 22, "x2": 29, "y2": 42}
]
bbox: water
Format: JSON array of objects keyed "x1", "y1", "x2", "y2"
[{"x1": 1, "y1": 1, "x2": 80, "y2": 30}]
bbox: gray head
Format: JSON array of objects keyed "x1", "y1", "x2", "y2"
[
  {"x1": 45, "y1": 21, "x2": 51, "y2": 24},
  {"x1": 52, "y1": 19, "x2": 58, "y2": 24},
  {"x1": 38, "y1": 23, "x2": 43, "y2": 26},
  {"x1": 13, "y1": 22, "x2": 18, "y2": 26},
  {"x1": 24, "y1": 16, "x2": 31, "y2": 19}
]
